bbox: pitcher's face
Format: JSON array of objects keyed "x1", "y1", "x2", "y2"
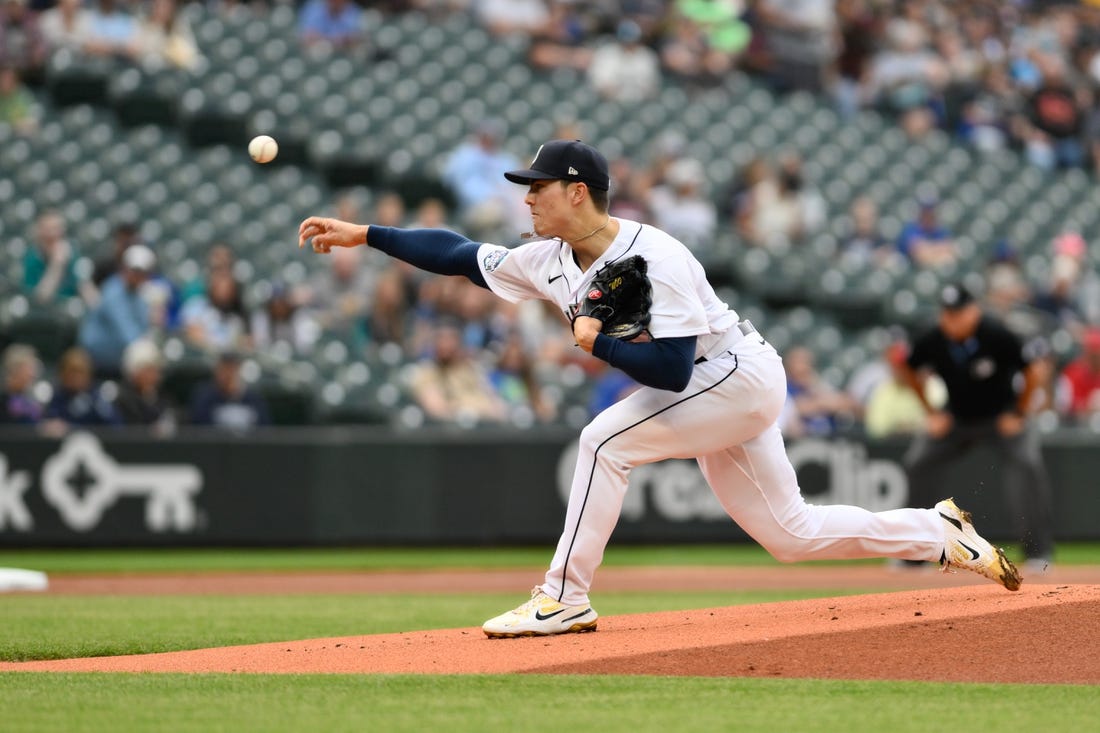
[{"x1": 523, "y1": 180, "x2": 574, "y2": 239}]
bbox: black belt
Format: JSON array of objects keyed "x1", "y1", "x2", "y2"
[{"x1": 694, "y1": 321, "x2": 757, "y2": 364}]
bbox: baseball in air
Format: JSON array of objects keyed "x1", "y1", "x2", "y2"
[{"x1": 248, "y1": 135, "x2": 278, "y2": 164}]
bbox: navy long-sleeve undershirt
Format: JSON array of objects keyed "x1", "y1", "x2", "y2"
[
  {"x1": 366, "y1": 226, "x2": 488, "y2": 288},
  {"x1": 593, "y1": 333, "x2": 697, "y2": 392},
  {"x1": 364, "y1": 226, "x2": 697, "y2": 392}
]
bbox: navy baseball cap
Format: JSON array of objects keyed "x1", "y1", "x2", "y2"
[{"x1": 504, "y1": 139, "x2": 611, "y2": 191}]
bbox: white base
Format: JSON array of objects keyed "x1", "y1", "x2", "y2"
[{"x1": 0, "y1": 568, "x2": 49, "y2": 592}]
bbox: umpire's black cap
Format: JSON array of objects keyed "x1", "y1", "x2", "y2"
[
  {"x1": 504, "y1": 140, "x2": 611, "y2": 191},
  {"x1": 939, "y1": 282, "x2": 975, "y2": 310}
]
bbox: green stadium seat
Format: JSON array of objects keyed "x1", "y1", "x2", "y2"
[
  {"x1": 258, "y1": 380, "x2": 314, "y2": 425},
  {"x1": 178, "y1": 89, "x2": 248, "y2": 147},
  {"x1": 45, "y1": 50, "x2": 110, "y2": 107},
  {"x1": 0, "y1": 309, "x2": 80, "y2": 363}
]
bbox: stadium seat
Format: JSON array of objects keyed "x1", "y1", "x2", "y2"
[
  {"x1": 45, "y1": 50, "x2": 110, "y2": 107},
  {"x1": 258, "y1": 380, "x2": 315, "y2": 425},
  {"x1": 177, "y1": 89, "x2": 249, "y2": 147},
  {"x1": 0, "y1": 309, "x2": 80, "y2": 363}
]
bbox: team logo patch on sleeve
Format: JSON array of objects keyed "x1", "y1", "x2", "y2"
[{"x1": 482, "y1": 248, "x2": 509, "y2": 272}]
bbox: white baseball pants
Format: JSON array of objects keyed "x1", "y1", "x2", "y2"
[{"x1": 542, "y1": 330, "x2": 945, "y2": 606}]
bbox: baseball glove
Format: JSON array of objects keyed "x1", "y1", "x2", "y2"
[{"x1": 574, "y1": 255, "x2": 653, "y2": 341}]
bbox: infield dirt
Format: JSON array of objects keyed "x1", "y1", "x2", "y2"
[{"x1": 3, "y1": 568, "x2": 1097, "y2": 684}]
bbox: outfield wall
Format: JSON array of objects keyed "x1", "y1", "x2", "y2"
[{"x1": 0, "y1": 427, "x2": 1097, "y2": 546}]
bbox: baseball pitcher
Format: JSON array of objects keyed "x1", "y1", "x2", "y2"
[{"x1": 298, "y1": 139, "x2": 1022, "y2": 639}]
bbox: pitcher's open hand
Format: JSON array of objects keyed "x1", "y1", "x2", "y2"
[{"x1": 298, "y1": 217, "x2": 368, "y2": 253}]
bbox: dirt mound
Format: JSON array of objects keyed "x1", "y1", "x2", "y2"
[{"x1": 5, "y1": 584, "x2": 1097, "y2": 683}]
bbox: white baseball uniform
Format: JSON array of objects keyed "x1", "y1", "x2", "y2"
[{"x1": 478, "y1": 217, "x2": 945, "y2": 605}]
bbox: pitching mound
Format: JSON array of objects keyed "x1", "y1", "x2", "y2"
[{"x1": 5, "y1": 584, "x2": 1097, "y2": 683}]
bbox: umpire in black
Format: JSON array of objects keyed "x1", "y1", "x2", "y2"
[{"x1": 899, "y1": 283, "x2": 1055, "y2": 567}]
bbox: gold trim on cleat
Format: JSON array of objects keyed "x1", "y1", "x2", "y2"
[
  {"x1": 994, "y1": 546, "x2": 1022, "y2": 591},
  {"x1": 484, "y1": 621, "x2": 597, "y2": 639}
]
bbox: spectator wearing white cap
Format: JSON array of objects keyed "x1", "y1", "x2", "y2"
[
  {"x1": 78, "y1": 243, "x2": 156, "y2": 376},
  {"x1": 115, "y1": 337, "x2": 175, "y2": 435}
]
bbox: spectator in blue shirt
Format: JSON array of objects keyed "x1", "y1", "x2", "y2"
[
  {"x1": 781, "y1": 346, "x2": 860, "y2": 437},
  {"x1": 896, "y1": 193, "x2": 957, "y2": 268},
  {"x1": 298, "y1": 0, "x2": 362, "y2": 50},
  {"x1": 84, "y1": 0, "x2": 141, "y2": 61},
  {"x1": 44, "y1": 346, "x2": 122, "y2": 427},
  {"x1": 441, "y1": 119, "x2": 527, "y2": 241},
  {"x1": 78, "y1": 243, "x2": 154, "y2": 376}
]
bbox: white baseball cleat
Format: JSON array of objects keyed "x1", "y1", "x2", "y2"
[
  {"x1": 483, "y1": 587, "x2": 598, "y2": 638},
  {"x1": 936, "y1": 497, "x2": 1022, "y2": 591}
]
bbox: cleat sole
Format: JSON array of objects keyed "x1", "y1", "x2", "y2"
[
  {"x1": 484, "y1": 622, "x2": 597, "y2": 639},
  {"x1": 995, "y1": 546, "x2": 1022, "y2": 591}
]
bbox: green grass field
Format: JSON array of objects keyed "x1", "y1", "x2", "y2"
[
  {"x1": 3, "y1": 673, "x2": 1095, "y2": 733},
  {"x1": 2, "y1": 545, "x2": 1097, "y2": 732}
]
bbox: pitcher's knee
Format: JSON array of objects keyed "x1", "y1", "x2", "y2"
[
  {"x1": 578, "y1": 422, "x2": 609, "y2": 453},
  {"x1": 578, "y1": 420, "x2": 636, "y2": 468},
  {"x1": 763, "y1": 538, "x2": 812, "y2": 564},
  {"x1": 747, "y1": 502, "x2": 821, "y2": 563},
  {"x1": 755, "y1": 514, "x2": 818, "y2": 563}
]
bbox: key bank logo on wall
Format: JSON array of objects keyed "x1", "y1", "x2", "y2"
[
  {"x1": 0, "y1": 432, "x2": 202, "y2": 533},
  {"x1": 557, "y1": 439, "x2": 908, "y2": 521}
]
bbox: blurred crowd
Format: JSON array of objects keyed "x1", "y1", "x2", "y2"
[
  {"x1": 6, "y1": 1, "x2": 1100, "y2": 176},
  {"x1": 7, "y1": 183, "x2": 1100, "y2": 438},
  {"x1": 4, "y1": 194, "x2": 608, "y2": 433},
  {"x1": 5, "y1": 0, "x2": 1100, "y2": 436},
  {"x1": 0, "y1": 0, "x2": 207, "y2": 134},
  {"x1": 453, "y1": 0, "x2": 1100, "y2": 176}
]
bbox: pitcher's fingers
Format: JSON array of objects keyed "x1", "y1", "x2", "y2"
[
  {"x1": 299, "y1": 227, "x2": 322, "y2": 249},
  {"x1": 298, "y1": 218, "x2": 325, "y2": 247},
  {"x1": 299, "y1": 216, "x2": 325, "y2": 236}
]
